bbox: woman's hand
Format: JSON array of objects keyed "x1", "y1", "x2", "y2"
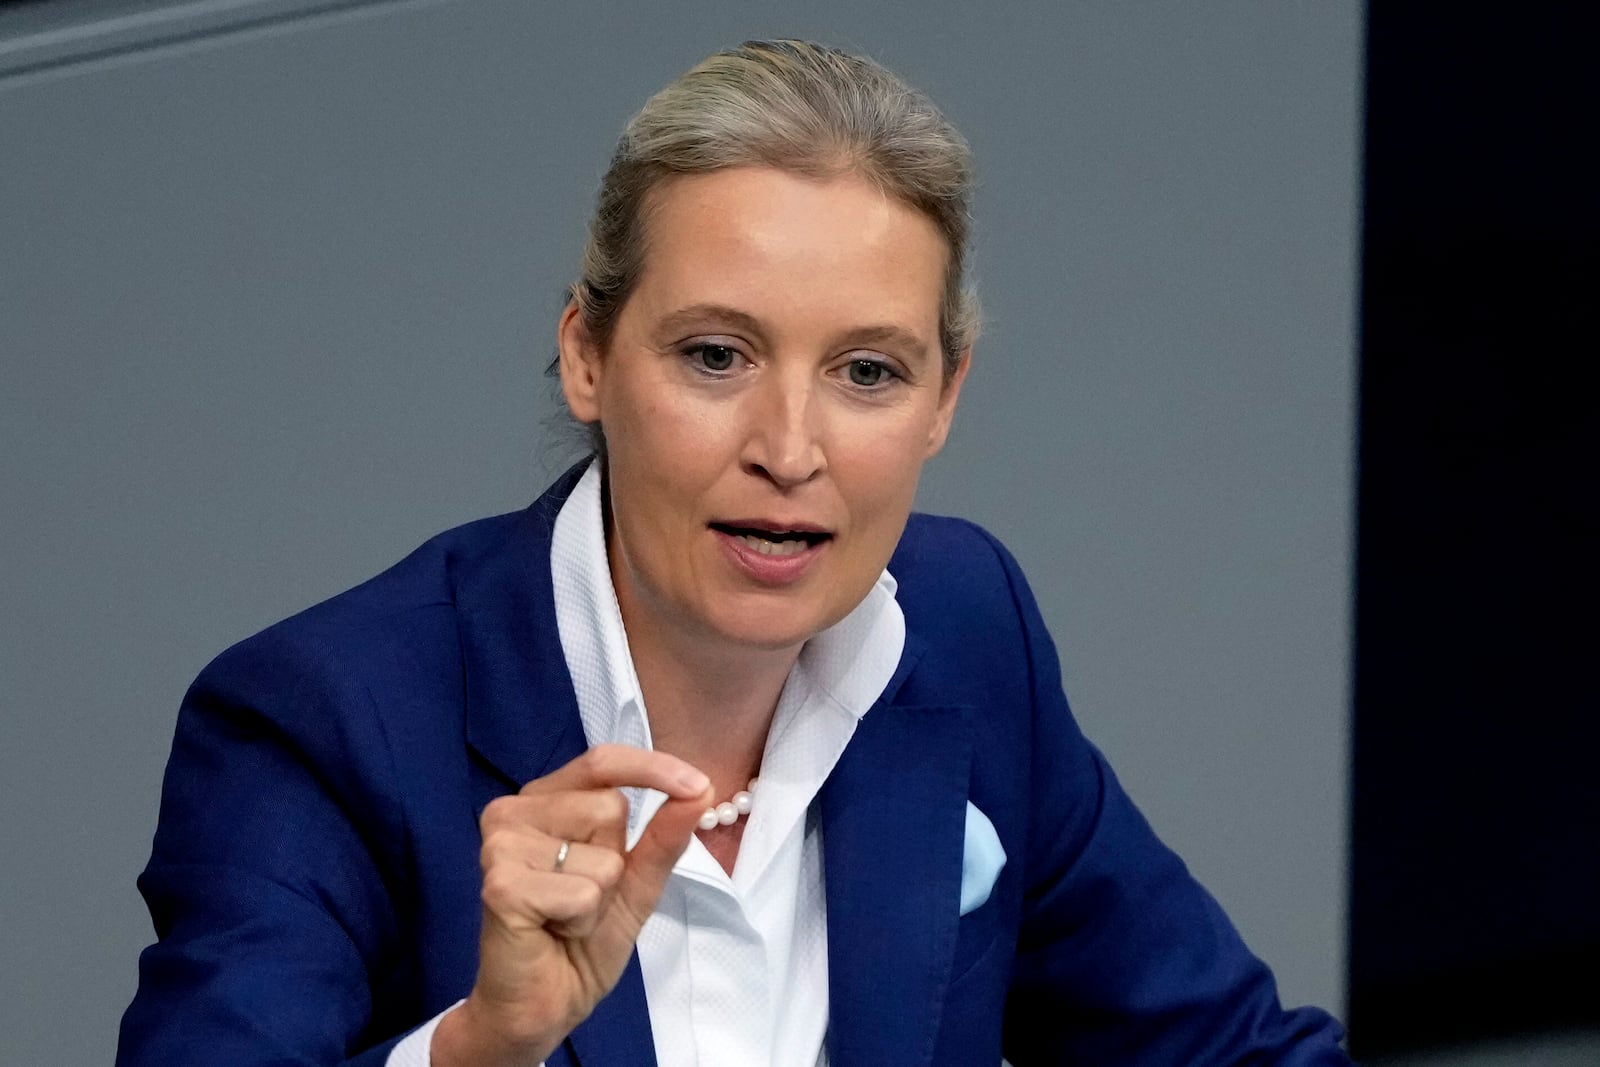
[{"x1": 432, "y1": 744, "x2": 713, "y2": 1067}]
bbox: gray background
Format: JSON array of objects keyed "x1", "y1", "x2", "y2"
[{"x1": 2, "y1": 1, "x2": 1361, "y2": 1063}]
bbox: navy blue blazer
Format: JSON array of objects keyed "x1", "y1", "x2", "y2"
[{"x1": 118, "y1": 465, "x2": 1350, "y2": 1065}]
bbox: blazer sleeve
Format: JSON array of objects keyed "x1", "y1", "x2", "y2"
[
  {"x1": 978, "y1": 530, "x2": 1352, "y2": 1065},
  {"x1": 116, "y1": 630, "x2": 421, "y2": 1066}
]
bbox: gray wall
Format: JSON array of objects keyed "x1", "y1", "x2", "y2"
[{"x1": 0, "y1": 1, "x2": 1362, "y2": 1063}]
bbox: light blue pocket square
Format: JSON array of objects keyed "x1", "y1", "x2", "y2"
[{"x1": 960, "y1": 801, "x2": 1006, "y2": 915}]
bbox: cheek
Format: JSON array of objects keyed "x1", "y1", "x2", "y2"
[
  {"x1": 605, "y1": 382, "x2": 729, "y2": 512},
  {"x1": 833, "y1": 419, "x2": 932, "y2": 527},
  {"x1": 607, "y1": 375, "x2": 689, "y2": 461}
]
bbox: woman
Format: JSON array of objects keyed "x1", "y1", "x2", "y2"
[{"x1": 119, "y1": 40, "x2": 1351, "y2": 1066}]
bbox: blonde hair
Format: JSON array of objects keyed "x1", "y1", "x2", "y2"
[{"x1": 572, "y1": 39, "x2": 980, "y2": 377}]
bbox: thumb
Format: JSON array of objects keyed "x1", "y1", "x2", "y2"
[{"x1": 617, "y1": 788, "x2": 712, "y2": 916}]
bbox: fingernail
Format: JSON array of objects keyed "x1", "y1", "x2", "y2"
[{"x1": 679, "y1": 769, "x2": 710, "y2": 794}]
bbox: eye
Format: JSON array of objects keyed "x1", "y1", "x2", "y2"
[
  {"x1": 846, "y1": 358, "x2": 896, "y2": 387},
  {"x1": 687, "y1": 343, "x2": 738, "y2": 372}
]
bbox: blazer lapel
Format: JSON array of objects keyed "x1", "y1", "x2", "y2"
[
  {"x1": 457, "y1": 467, "x2": 588, "y2": 792},
  {"x1": 451, "y1": 463, "x2": 659, "y2": 1067},
  {"x1": 821, "y1": 647, "x2": 973, "y2": 1067}
]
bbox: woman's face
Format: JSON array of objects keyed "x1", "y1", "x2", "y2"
[{"x1": 560, "y1": 165, "x2": 967, "y2": 657}]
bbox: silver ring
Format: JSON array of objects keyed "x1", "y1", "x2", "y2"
[{"x1": 553, "y1": 839, "x2": 571, "y2": 873}]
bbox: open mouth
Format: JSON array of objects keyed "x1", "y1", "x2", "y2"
[{"x1": 709, "y1": 523, "x2": 831, "y2": 558}]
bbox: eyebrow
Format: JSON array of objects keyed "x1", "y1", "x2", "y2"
[
  {"x1": 656, "y1": 304, "x2": 769, "y2": 343},
  {"x1": 655, "y1": 303, "x2": 933, "y2": 361},
  {"x1": 837, "y1": 323, "x2": 933, "y2": 358}
]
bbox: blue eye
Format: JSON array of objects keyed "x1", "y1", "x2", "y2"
[
  {"x1": 847, "y1": 359, "x2": 893, "y2": 387},
  {"x1": 691, "y1": 344, "x2": 738, "y2": 372}
]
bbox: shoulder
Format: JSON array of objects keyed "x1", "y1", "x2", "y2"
[
  {"x1": 208, "y1": 461, "x2": 584, "y2": 691},
  {"x1": 167, "y1": 504, "x2": 552, "y2": 852},
  {"x1": 890, "y1": 512, "x2": 1036, "y2": 631},
  {"x1": 203, "y1": 511, "x2": 520, "y2": 686},
  {"x1": 180, "y1": 461, "x2": 580, "y2": 784},
  {"x1": 888, "y1": 512, "x2": 1051, "y2": 708}
]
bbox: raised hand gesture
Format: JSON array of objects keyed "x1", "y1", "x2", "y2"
[{"x1": 431, "y1": 744, "x2": 713, "y2": 1067}]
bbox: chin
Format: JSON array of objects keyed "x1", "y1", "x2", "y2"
[
  {"x1": 712, "y1": 618, "x2": 817, "y2": 655},
  {"x1": 701, "y1": 599, "x2": 832, "y2": 655}
]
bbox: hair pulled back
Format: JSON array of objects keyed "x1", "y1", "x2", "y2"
[{"x1": 572, "y1": 39, "x2": 980, "y2": 377}]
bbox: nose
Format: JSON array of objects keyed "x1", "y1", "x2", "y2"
[{"x1": 741, "y1": 369, "x2": 826, "y2": 489}]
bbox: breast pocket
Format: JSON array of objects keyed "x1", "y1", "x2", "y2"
[{"x1": 948, "y1": 889, "x2": 1010, "y2": 987}]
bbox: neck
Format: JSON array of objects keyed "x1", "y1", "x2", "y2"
[{"x1": 625, "y1": 608, "x2": 797, "y2": 796}]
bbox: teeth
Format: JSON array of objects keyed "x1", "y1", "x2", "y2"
[{"x1": 737, "y1": 533, "x2": 809, "y2": 557}]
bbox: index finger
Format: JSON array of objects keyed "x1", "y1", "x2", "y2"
[{"x1": 522, "y1": 743, "x2": 711, "y2": 801}]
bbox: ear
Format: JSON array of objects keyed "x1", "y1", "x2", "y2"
[
  {"x1": 924, "y1": 348, "x2": 971, "y2": 457},
  {"x1": 558, "y1": 299, "x2": 605, "y2": 424}
]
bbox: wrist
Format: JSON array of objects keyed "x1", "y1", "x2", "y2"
[{"x1": 431, "y1": 995, "x2": 561, "y2": 1067}]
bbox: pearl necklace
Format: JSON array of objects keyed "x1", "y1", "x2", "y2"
[{"x1": 697, "y1": 777, "x2": 758, "y2": 831}]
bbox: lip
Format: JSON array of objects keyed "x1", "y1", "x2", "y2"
[
  {"x1": 710, "y1": 524, "x2": 831, "y2": 586},
  {"x1": 713, "y1": 517, "x2": 832, "y2": 535}
]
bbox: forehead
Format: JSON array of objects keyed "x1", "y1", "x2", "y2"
[{"x1": 627, "y1": 166, "x2": 947, "y2": 342}]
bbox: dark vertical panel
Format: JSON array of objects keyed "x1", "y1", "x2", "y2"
[{"x1": 1351, "y1": 3, "x2": 1598, "y2": 1057}]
